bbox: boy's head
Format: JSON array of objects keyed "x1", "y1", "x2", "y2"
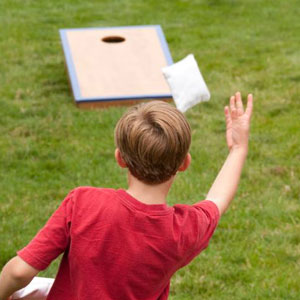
[{"x1": 114, "y1": 101, "x2": 191, "y2": 185}]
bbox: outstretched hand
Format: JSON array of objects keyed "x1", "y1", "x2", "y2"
[{"x1": 224, "y1": 92, "x2": 253, "y2": 151}]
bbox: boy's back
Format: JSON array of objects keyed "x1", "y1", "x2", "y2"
[{"x1": 18, "y1": 187, "x2": 219, "y2": 300}]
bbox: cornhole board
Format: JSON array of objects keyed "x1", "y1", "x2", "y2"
[{"x1": 59, "y1": 25, "x2": 173, "y2": 108}]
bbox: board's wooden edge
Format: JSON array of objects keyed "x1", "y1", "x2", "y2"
[{"x1": 76, "y1": 98, "x2": 173, "y2": 109}]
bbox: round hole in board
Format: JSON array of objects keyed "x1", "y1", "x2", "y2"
[{"x1": 101, "y1": 36, "x2": 126, "y2": 43}]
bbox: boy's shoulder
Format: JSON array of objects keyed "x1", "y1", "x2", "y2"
[
  {"x1": 62, "y1": 187, "x2": 121, "y2": 221},
  {"x1": 72, "y1": 186, "x2": 115, "y2": 195},
  {"x1": 69, "y1": 186, "x2": 117, "y2": 202}
]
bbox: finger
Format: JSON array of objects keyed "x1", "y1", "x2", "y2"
[
  {"x1": 245, "y1": 94, "x2": 253, "y2": 118},
  {"x1": 235, "y1": 91, "x2": 244, "y2": 115},
  {"x1": 224, "y1": 106, "x2": 232, "y2": 126},
  {"x1": 230, "y1": 95, "x2": 237, "y2": 119},
  {"x1": 224, "y1": 106, "x2": 233, "y2": 149},
  {"x1": 230, "y1": 95, "x2": 235, "y2": 111}
]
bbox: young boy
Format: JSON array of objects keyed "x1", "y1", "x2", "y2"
[{"x1": 0, "y1": 92, "x2": 253, "y2": 300}]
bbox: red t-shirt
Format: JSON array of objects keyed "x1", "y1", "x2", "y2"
[{"x1": 18, "y1": 187, "x2": 219, "y2": 300}]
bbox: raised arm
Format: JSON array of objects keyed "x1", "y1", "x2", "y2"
[{"x1": 206, "y1": 92, "x2": 253, "y2": 216}]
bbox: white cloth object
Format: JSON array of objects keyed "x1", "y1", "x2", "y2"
[
  {"x1": 12, "y1": 277, "x2": 54, "y2": 300},
  {"x1": 162, "y1": 54, "x2": 210, "y2": 113}
]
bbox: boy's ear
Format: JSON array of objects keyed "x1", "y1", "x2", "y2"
[
  {"x1": 178, "y1": 153, "x2": 191, "y2": 172},
  {"x1": 115, "y1": 148, "x2": 127, "y2": 168}
]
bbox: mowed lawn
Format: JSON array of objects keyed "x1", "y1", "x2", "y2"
[{"x1": 0, "y1": 0, "x2": 299, "y2": 299}]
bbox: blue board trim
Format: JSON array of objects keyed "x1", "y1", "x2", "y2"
[
  {"x1": 61, "y1": 25, "x2": 166, "y2": 32},
  {"x1": 76, "y1": 94, "x2": 172, "y2": 103},
  {"x1": 155, "y1": 25, "x2": 173, "y2": 65},
  {"x1": 59, "y1": 29, "x2": 82, "y2": 100},
  {"x1": 59, "y1": 25, "x2": 173, "y2": 103}
]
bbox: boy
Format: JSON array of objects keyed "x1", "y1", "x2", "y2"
[{"x1": 0, "y1": 92, "x2": 253, "y2": 300}]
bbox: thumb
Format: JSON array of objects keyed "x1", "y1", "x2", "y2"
[{"x1": 245, "y1": 94, "x2": 253, "y2": 119}]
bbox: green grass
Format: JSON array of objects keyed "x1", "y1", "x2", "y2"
[{"x1": 0, "y1": 0, "x2": 299, "y2": 299}]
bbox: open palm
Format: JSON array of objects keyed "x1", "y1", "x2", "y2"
[{"x1": 224, "y1": 92, "x2": 253, "y2": 151}]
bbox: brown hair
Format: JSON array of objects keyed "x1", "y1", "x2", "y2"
[{"x1": 114, "y1": 101, "x2": 191, "y2": 185}]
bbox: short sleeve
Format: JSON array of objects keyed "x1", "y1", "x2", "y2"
[
  {"x1": 17, "y1": 190, "x2": 75, "y2": 270},
  {"x1": 173, "y1": 200, "x2": 220, "y2": 268},
  {"x1": 192, "y1": 200, "x2": 220, "y2": 252}
]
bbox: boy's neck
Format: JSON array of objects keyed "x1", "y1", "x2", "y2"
[{"x1": 126, "y1": 173, "x2": 175, "y2": 205}]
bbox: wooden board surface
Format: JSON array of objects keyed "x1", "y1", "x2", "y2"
[{"x1": 60, "y1": 25, "x2": 173, "y2": 107}]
